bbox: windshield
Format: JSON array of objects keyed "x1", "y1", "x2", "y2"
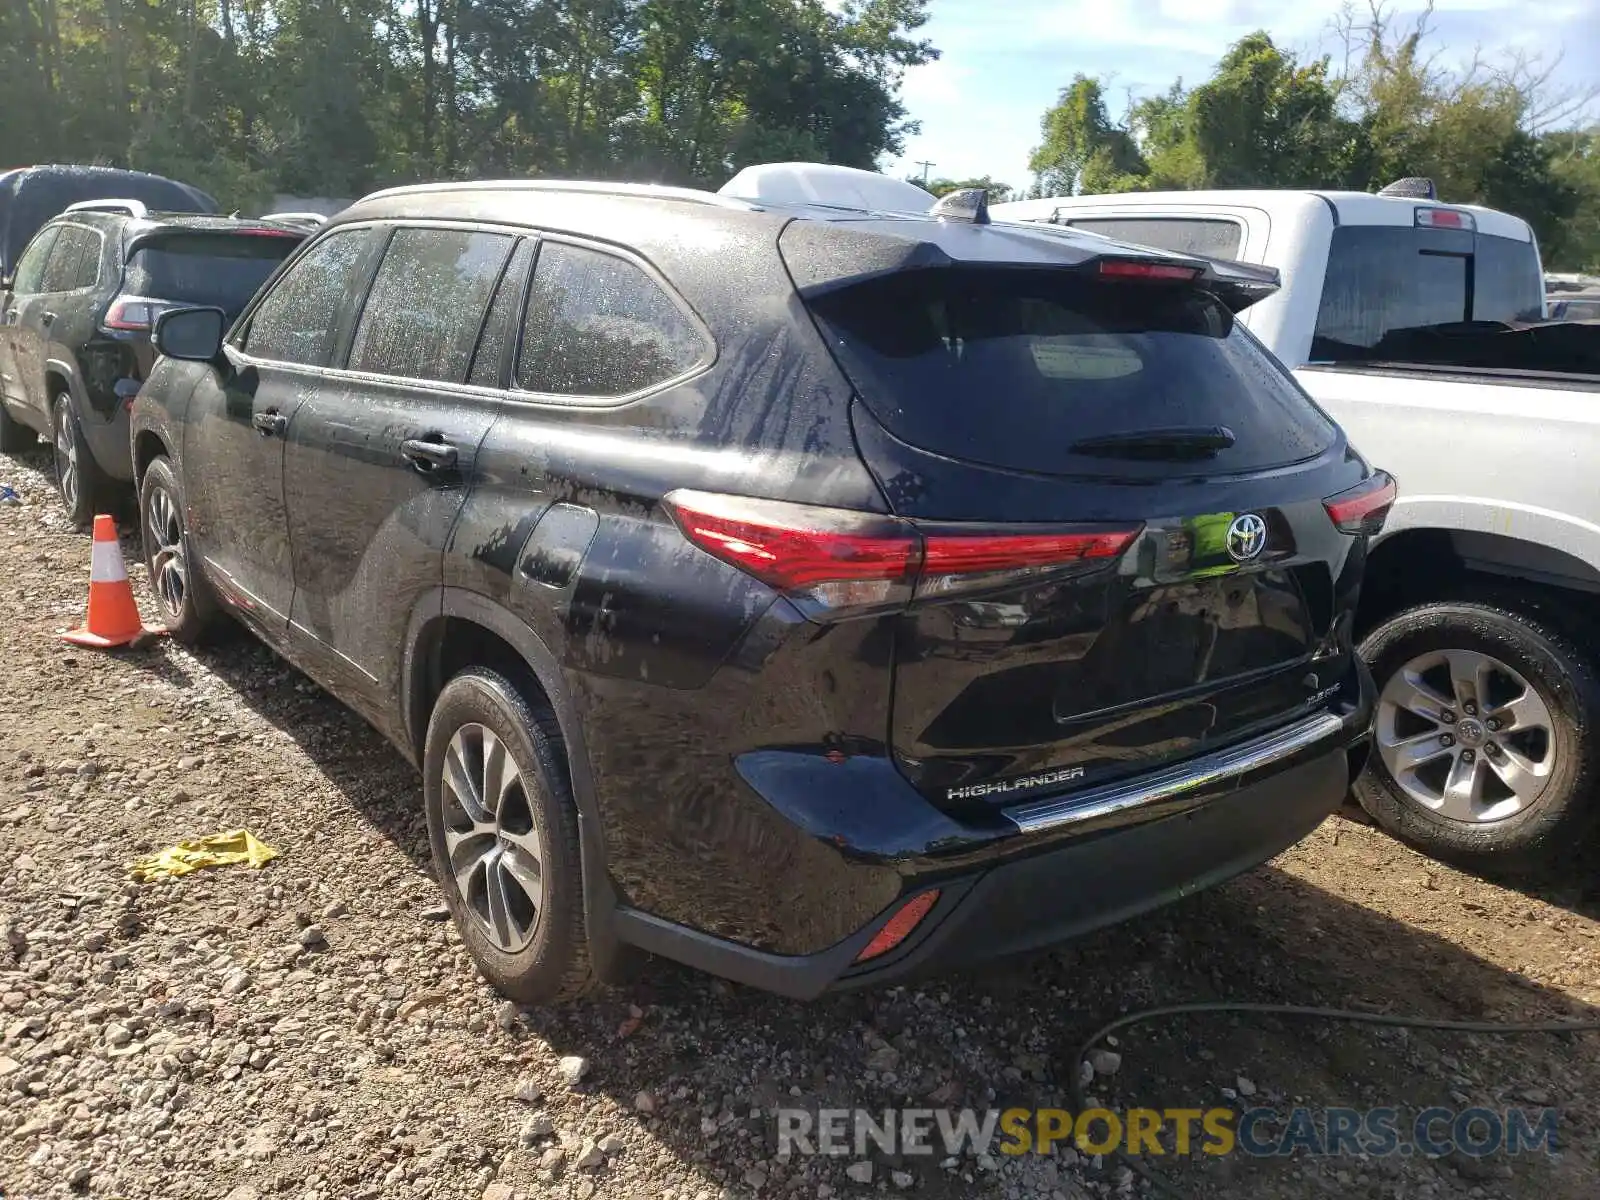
[
  {"x1": 125, "y1": 233, "x2": 302, "y2": 318},
  {"x1": 1311, "y1": 225, "x2": 1544, "y2": 363},
  {"x1": 810, "y1": 267, "x2": 1336, "y2": 479}
]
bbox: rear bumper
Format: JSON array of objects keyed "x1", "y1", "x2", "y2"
[{"x1": 612, "y1": 661, "x2": 1374, "y2": 998}]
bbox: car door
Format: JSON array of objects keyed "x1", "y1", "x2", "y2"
[
  {"x1": 4, "y1": 224, "x2": 84, "y2": 424},
  {"x1": 279, "y1": 223, "x2": 515, "y2": 727},
  {"x1": 0, "y1": 224, "x2": 59, "y2": 416},
  {"x1": 181, "y1": 225, "x2": 384, "y2": 642}
]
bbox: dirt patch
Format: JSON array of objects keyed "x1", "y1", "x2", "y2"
[{"x1": 2, "y1": 443, "x2": 1598, "y2": 1200}]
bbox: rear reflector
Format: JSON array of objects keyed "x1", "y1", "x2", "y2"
[
  {"x1": 1324, "y1": 471, "x2": 1397, "y2": 534},
  {"x1": 855, "y1": 890, "x2": 940, "y2": 963},
  {"x1": 1098, "y1": 259, "x2": 1203, "y2": 283},
  {"x1": 662, "y1": 490, "x2": 1140, "y2": 619}
]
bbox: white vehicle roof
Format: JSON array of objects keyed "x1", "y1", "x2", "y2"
[
  {"x1": 990, "y1": 189, "x2": 1533, "y2": 242},
  {"x1": 719, "y1": 162, "x2": 934, "y2": 214}
]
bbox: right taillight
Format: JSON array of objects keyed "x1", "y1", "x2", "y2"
[
  {"x1": 1324, "y1": 471, "x2": 1397, "y2": 535},
  {"x1": 102, "y1": 296, "x2": 165, "y2": 332},
  {"x1": 662, "y1": 489, "x2": 1140, "y2": 619}
]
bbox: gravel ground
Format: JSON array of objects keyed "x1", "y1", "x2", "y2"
[{"x1": 3, "y1": 441, "x2": 1600, "y2": 1200}]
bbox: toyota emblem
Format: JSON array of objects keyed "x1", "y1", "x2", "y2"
[{"x1": 1226, "y1": 513, "x2": 1268, "y2": 562}]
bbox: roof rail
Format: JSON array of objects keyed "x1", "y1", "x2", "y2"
[
  {"x1": 359, "y1": 178, "x2": 758, "y2": 212},
  {"x1": 261, "y1": 211, "x2": 329, "y2": 225},
  {"x1": 63, "y1": 198, "x2": 149, "y2": 219}
]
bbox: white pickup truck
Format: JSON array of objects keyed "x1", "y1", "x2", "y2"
[{"x1": 993, "y1": 185, "x2": 1600, "y2": 870}]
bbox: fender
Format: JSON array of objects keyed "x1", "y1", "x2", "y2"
[
  {"x1": 401, "y1": 586, "x2": 625, "y2": 980},
  {"x1": 1378, "y1": 494, "x2": 1600, "y2": 590}
]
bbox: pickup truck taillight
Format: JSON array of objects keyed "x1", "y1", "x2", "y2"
[{"x1": 1324, "y1": 471, "x2": 1397, "y2": 535}]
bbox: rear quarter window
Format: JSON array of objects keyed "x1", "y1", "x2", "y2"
[
  {"x1": 809, "y1": 267, "x2": 1336, "y2": 479},
  {"x1": 515, "y1": 241, "x2": 707, "y2": 399}
]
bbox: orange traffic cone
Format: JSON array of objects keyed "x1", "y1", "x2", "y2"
[{"x1": 62, "y1": 515, "x2": 164, "y2": 649}]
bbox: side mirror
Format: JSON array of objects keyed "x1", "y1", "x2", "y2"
[
  {"x1": 154, "y1": 306, "x2": 227, "y2": 362},
  {"x1": 1, "y1": 274, "x2": 12, "y2": 291}
]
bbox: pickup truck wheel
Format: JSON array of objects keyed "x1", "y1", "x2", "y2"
[
  {"x1": 1355, "y1": 597, "x2": 1600, "y2": 870},
  {"x1": 423, "y1": 668, "x2": 598, "y2": 1005}
]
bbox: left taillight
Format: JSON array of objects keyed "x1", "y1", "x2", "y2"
[
  {"x1": 661, "y1": 489, "x2": 1140, "y2": 620},
  {"x1": 1324, "y1": 471, "x2": 1397, "y2": 535}
]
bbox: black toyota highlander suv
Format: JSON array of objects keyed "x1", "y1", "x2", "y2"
[
  {"x1": 0, "y1": 202, "x2": 306, "y2": 524},
  {"x1": 129, "y1": 179, "x2": 1384, "y2": 1003}
]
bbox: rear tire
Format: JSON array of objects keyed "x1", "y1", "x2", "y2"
[
  {"x1": 52, "y1": 393, "x2": 115, "y2": 530},
  {"x1": 138, "y1": 455, "x2": 228, "y2": 644},
  {"x1": 423, "y1": 668, "x2": 598, "y2": 1005},
  {"x1": 1355, "y1": 594, "x2": 1600, "y2": 870},
  {"x1": 0, "y1": 400, "x2": 36, "y2": 453}
]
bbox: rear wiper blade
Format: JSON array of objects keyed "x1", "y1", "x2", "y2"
[{"x1": 1070, "y1": 426, "x2": 1237, "y2": 461}]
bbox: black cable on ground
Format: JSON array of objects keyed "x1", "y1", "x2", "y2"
[{"x1": 1066, "y1": 1002, "x2": 1600, "y2": 1200}]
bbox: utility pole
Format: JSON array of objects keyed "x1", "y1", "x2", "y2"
[{"x1": 915, "y1": 160, "x2": 936, "y2": 186}]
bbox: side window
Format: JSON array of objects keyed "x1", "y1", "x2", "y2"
[
  {"x1": 39, "y1": 227, "x2": 88, "y2": 292},
  {"x1": 468, "y1": 239, "x2": 534, "y2": 388},
  {"x1": 10, "y1": 226, "x2": 60, "y2": 294},
  {"x1": 1063, "y1": 217, "x2": 1243, "y2": 261},
  {"x1": 243, "y1": 227, "x2": 380, "y2": 367},
  {"x1": 349, "y1": 227, "x2": 513, "y2": 383},
  {"x1": 71, "y1": 229, "x2": 103, "y2": 289},
  {"x1": 516, "y1": 241, "x2": 706, "y2": 398}
]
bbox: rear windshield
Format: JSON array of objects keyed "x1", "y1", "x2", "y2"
[
  {"x1": 125, "y1": 233, "x2": 301, "y2": 318},
  {"x1": 1311, "y1": 226, "x2": 1544, "y2": 363},
  {"x1": 809, "y1": 268, "x2": 1336, "y2": 478}
]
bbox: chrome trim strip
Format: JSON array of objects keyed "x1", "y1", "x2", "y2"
[{"x1": 1005, "y1": 710, "x2": 1348, "y2": 835}]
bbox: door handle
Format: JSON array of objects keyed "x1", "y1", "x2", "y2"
[
  {"x1": 40, "y1": 311, "x2": 55, "y2": 326},
  {"x1": 252, "y1": 409, "x2": 288, "y2": 437},
  {"x1": 400, "y1": 438, "x2": 459, "y2": 472}
]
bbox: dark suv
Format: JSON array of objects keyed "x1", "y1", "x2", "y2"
[
  {"x1": 0, "y1": 202, "x2": 306, "y2": 524},
  {"x1": 130, "y1": 180, "x2": 1382, "y2": 1003}
]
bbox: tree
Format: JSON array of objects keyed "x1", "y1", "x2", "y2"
[
  {"x1": 1028, "y1": 75, "x2": 1146, "y2": 196},
  {"x1": 1186, "y1": 33, "x2": 1359, "y2": 188}
]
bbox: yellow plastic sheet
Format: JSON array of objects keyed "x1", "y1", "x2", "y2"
[{"x1": 130, "y1": 829, "x2": 279, "y2": 881}]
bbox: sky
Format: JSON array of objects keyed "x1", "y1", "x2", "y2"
[{"x1": 883, "y1": 0, "x2": 1600, "y2": 190}]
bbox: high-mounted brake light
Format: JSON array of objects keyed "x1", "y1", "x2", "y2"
[
  {"x1": 1415, "y1": 207, "x2": 1475, "y2": 232},
  {"x1": 1098, "y1": 259, "x2": 1203, "y2": 283},
  {"x1": 662, "y1": 490, "x2": 1140, "y2": 619},
  {"x1": 238, "y1": 228, "x2": 303, "y2": 238},
  {"x1": 1324, "y1": 471, "x2": 1397, "y2": 535},
  {"x1": 855, "y1": 890, "x2": 940, "y2": 963}
]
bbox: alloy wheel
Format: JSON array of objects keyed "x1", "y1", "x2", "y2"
[
  {"x1": 1375, "y1": 648, "x2": 1556, "y2": 823},
  {"x1": 146, "y1": 484, "x2": 188, "y2": 620},
  {"x1": 439, "y1": 722, "x2": 546, "y2": 953},
  {"x1": 54, "y1": 405, "x2": 78, "y2": 514}
]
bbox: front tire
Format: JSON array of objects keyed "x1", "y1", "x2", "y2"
[
  {"x1": 53, "y1": 393, "x2": 115, "y2": 530},
  {"x1": 1355, "y1": 594, "x2": 1600, "y2": 870},
  {"x1": 138, "y1": 455, "x2": 227, "y2": 644},
  {"x1": 423, "y1": 668, "x2": 597, "y2": 1005}
]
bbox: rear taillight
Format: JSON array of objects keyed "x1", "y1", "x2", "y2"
[
  {"x1": 102, "y1": 296, "x2": 166, "y2": 332},
  {"x1": 1098, "y1": 259, "x2": 1203, "y2": 283},
  {"x1": 662, "y1": 490, "x2": 1139, "y2": 619},
  {"x1": 1324, "y1": 471, "x2": 1397, "y2": 535}
]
